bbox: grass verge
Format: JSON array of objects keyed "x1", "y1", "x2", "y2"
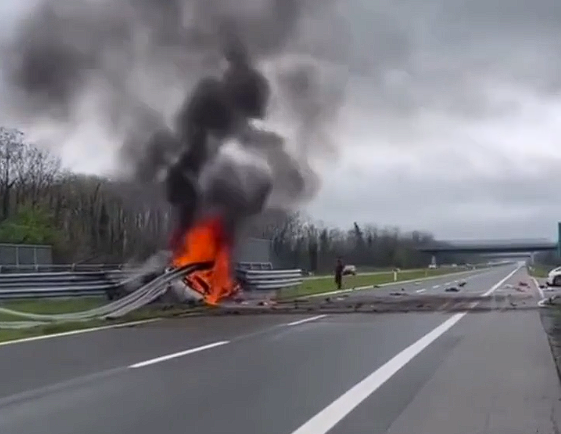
[
  {"x1": 0, "y1": 297, "x2": 106, "y2": 321},
  {"x1": 0, "y1": 303, "x2": 209, "y2": 343},
  {"x1": 280, "y1": 267, "x2": 474, "y2": 299},
  {"x1": 529, "y1": 265, "x2": 554, "y2": 279}
]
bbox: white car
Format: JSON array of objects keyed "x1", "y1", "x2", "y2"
[{"x1": 546, "y1": 266, "x2": 561, "y2": 287}]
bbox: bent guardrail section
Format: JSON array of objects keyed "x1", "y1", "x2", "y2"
[{"x1": 0, "y1": 262, "x2": 213, "y2": 323}]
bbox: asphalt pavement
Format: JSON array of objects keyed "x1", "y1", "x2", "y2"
[{"x1": 0, "y1": 264, "x2": 559, "y2": 434}]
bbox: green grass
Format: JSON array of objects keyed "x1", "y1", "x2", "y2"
[
  {"x1": 529, "y1": 265, "x2": 553, "y2": 278},
  {"x1": 0, "y1": 303, "x2": 209, "y2": 343},
  {"x1": 0, "y1": 297, "x2": 106, "y2": 321},
  {"x1": 281, "y1": 267, "x2": 472, "y2": 299},
  {"x1": 0, "y1": 318, "x2": 124, "y2": 343}
]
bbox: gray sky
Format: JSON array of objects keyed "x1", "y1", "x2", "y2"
[{"x1": 2, "y1": 0, "x2": 561, "y2": 241}]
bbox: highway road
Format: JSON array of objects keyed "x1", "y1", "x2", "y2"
[{"x1": 0, "y1": 264, "x2": 560, "y2": 433}]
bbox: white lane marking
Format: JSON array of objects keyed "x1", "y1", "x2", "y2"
[
  {"x1": 286, "y1": 315, "x2": 327, "y2": 327},
  {"x1": 289, "y1": 313, "x2": 466, "y2": 434},
  {"x1": 432, "y1": 285, "x2": 440, "y2": 289},
  {"x1": 129, "y1": 341, "x2": 229, "y2": 369},
  {"x1": 531, "y1": 276, "x2": 545, "y2": 299},
  {"x1": 481, "y1": 266, "x2": 521, "y2": 297},
  {"x1": 0, "y1": 319, "x2": 159, "y2": 348},
  {"x1": 416, "y1": 289, "x2": 426, "y2": 293},
  {"x1": 288, "y1": 266, "x2": 521, "y2": 434},
  {"x1": 444, "y1": 282, "x2": 451, "y2": 285}
]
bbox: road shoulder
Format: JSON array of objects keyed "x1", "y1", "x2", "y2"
[{"x1": 382, "y1": 309, "x2": 561, "y2": 434}]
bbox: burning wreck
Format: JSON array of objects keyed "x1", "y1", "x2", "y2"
[
  {"x1": 3, "y1": 0, "x2": 345, "y2": 306},
  {"x1": 159, "y1": 44, "x2": 274, "y2": 304}
]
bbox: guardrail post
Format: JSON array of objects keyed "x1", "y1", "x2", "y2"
[{"x1": 393, "y1": 270, "x2": 397, "y2": 282}]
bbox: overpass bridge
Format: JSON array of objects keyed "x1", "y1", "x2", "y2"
[{"x1": 417, "y1": 239, "x2": 557, "y2": 255}]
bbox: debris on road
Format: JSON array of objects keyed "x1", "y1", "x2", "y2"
[
  {"x1": 458, "y1": 280, "x2": 467, "y2": 287},
  {"x1": 445, "y1": 286, "x2": 459, "y2": 292}
]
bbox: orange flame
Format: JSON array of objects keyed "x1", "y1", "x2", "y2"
[{"x1": 171, "y1": 216, "x2": 239, "y2": 305}]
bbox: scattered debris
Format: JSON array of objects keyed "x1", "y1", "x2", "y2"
[
  {"x1": 519, "y1": 281, "x2": 529, "y2": 287},
  {"x1": 445, "y1": 287, "x2": 459, "y2": 292},
  {"x1": 374, "y1": 285, "x2": 381, "y2": 288},
  {"x1": 390, "y1": 291, "x2": 408, "y2": 296},
  {"x1": 458, "y1": 280, "x2": 467, "y2": 287}
]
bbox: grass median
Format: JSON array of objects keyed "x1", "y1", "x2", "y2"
[{"x1": 280, "y1": 267, "x2": 474, "y2": 299}]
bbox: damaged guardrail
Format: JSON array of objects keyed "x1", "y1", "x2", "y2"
[
  {"x1": 0, "y1": 262, "x2": 291, "y2": 299},
  {"x1": 0, "y1": 262, "x2": 212, "y2": 324}
]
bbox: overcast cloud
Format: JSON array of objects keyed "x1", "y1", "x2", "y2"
[{"x1": 1, "y1": 0, "x2": 561, "y2": 240}]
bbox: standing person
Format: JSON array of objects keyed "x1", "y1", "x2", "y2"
[{"x1": 335, "y1": 257, "x2": 344, "y2": 290}]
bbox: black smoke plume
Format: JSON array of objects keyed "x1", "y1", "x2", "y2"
[{"x1": 1, "y1": 0, "x2": 347, "y2": 252}]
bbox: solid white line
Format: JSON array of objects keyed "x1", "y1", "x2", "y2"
[
  {"x1": 129, "y1": 341, "x2": 229, "y2": 369},
  {"x1": 288, "y1": 266, "x2": 521, "y2": 434},
  {"x1": 0, "y1": 319, "x2": 159, "y2": 348},
  {"x1": 289, "y1": 313, "x2": 467, "y2": 434},
  {"x1": 481, "y1": 266, "x2": 521, "y2": 297},
  {"x1": 416, "y1": 289, "x2": 426, "y2": 293},
  {"x1": 286, "y1": 315, "x2": 327, "y2": 327},
  {"x1": 531, "y1": 277, "x2": 545, "y2": 299}
]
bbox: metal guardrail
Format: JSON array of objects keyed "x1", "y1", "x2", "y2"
[
  {"x1": 0, "y1": 270, "x2": 132, "y2": 299},
  {"x1": 0, "y1": 263, "x2": 125, "y2": 274},
  {"x1": 236, "y1": 268, "x2": 303, "y2": 291},
  {"x1": 0, "y1": 263, "x2": 212, "y2": 322},
  {"x1": 0, "y1": 262, "x2": 301, "y2": 299},
  {"x1": 236, "y1": 262, "x2": 274, "y2": 270}
]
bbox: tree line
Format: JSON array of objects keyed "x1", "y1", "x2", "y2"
[{"x1": 0, "y1": 127, "x2": 472, "y2": 271}]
